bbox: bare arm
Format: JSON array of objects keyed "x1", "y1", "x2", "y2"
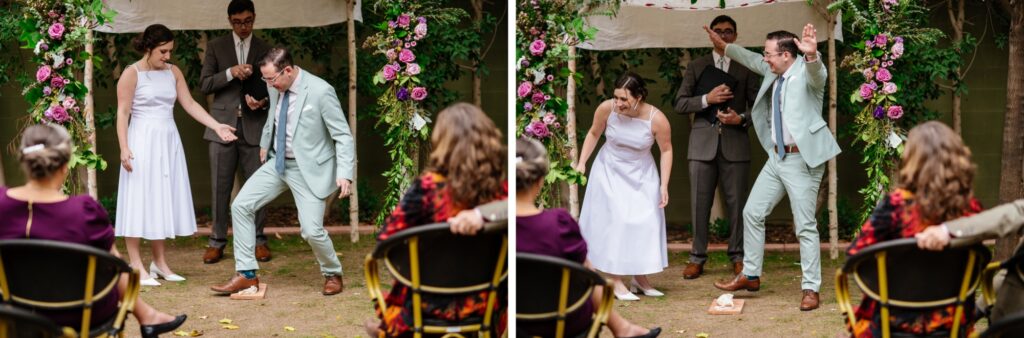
[
  {"x1": 652, "y1": 110, "x2": 673, "y2": 208},
  {"x1": 574, "y1": 100, "x2": 613, "y2": 174},
  {"x1": 116, "y1": 66, "x2": 138, "y2": 172},
  {"x1": 172, "y1": 66, "x2": 237, "y2": 142}
]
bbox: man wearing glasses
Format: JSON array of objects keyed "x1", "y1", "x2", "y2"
[
  {"x1": 673, "y1": 15, "x2": 760, "y2": 282},
  {"x1": 707, "y1": 23, "x2": 840, "y2": 312},
  {"x1": 199, "y1": 0, "x2": 273, "y2": 265},
  {"x1": 211, "y1": 47, "x2": 354, "y2": 296}
]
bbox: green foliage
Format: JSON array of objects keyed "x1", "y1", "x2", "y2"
[
  {"x1": 709, "y1": 217, "x2": 731, "y2": 240},
  {"x1": 335, "y1": 177, "x2": 383, "y2": 223},
  {"x1": 817, "y1": 197, "x2": 861, "y2": 241}
]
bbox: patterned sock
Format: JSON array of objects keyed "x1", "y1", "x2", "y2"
[{"x1": 239, "y1": 270, "x2": 257, "y2": 279}]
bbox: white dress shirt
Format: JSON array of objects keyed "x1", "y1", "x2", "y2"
[
  {"x1": 224, "y1": 32, "x2": 252, "y2": 82},
  {"x1": 770, "y1": 64, "x2": 797, "y2": 147},
  {"x1": 272, "y1": 69, "x2": 303, "y2": 158}
]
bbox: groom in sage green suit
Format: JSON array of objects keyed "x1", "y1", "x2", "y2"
[
  {"x1": 707, "y1": 24, "x2": 841, "y2": 311},
  {"x1": 211, "y1": 47, "x2": 354, "y2": 296}
]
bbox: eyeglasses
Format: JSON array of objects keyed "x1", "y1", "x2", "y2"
[
  {"x1": 261, "y1": 69, "x2": 285, "y2": 83},
  {"x1": 762, "y1": 51, "x2": 785, "y2": 58},
  {"x1": 230, "y1": 19, "x2": 254, "y2": 27},
  {"x1": 713, "y1": 29, "x2": 736, "y2": 36}
]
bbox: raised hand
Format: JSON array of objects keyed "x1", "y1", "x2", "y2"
[
  {"x1": 214, "y1": 124, "x2": 238, "y2": 142},
  {"x1": 793, "y1": 23, "x2": 818, "y2": 56},
  {"x1": 703, "y1": 25, "x2": 728, "y2": 51}
]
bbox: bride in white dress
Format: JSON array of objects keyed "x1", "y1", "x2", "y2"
[
  {"x1": 115, "y1": 24, "x2": 237, "y2": 286},
  {"x1": 576, "y1": 72, "x2": 674, "y2": 300}
]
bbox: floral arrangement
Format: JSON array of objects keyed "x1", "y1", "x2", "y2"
[{"x1": 18, "y1": 0, "x2": 116, "y2": 184}]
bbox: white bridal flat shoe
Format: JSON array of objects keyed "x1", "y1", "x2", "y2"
[
  {"x1": 614, "y1": 289, "x2": 640, "y2": 301},
  {"x1": 630, "y1": 280, "x2": 664, "y2": 297},
  {"x1": 140, "y1": 277, "x2": 161, "y2": 286},
  {"x1": 150, "y1": 262, "x2": 186, "y2": 282}
]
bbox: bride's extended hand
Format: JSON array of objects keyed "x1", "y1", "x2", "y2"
[{"x1": 214, "y1": 124, "x2": 238, "y2": 142}]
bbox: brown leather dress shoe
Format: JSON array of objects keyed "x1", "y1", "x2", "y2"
[
  {"x1": 203, "y1": 247, "x2": 224, "y2": 264},
  {"x1": 323, "y1": 275, "x2": 344, "y2": 295},
  {"x1": 255, "y1": 244, "x2": 272, "y2": 262},
  {"x1": 682, "y1": 262, "x2": 704, "y2": 279},
  {"x1": 799, "y1": 289, "x2": 820, "y2": 311},
  {"x1": 210, "y1": 274, "x2": 259, "y2": 294},
  {"x1": 713, "y1": 274, "x2": 760, "y2": 292},
  {"x1": 732, "y1": 262, "x2": 743, "y2": 275}
]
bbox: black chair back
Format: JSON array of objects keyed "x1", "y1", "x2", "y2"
[
  {"x1": 0, "y1": 304, "x2": 65, "y2": 338},
  {"x1": 0, "y1": 239, "x2": 136, "y2": 337},
  {"x1": 516, "y1": 253, "x2": 610, "y2": 338}
]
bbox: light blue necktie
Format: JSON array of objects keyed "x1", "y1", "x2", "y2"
[
  {"x1": 275, "y1": 91, "x2": 290, "y2": 175},
  {"x1": 773, "y1": 76, "x2": 786, "y2": 160}
]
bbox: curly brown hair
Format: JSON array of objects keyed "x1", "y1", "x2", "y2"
[
  {"x1": 427, "y1": 103, "x2": 505, "y2": 210},
  {"x1": 897, "y1": 121, "x2": 975, "y2": 224}
]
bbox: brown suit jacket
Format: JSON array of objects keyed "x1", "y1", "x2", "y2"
[
  {"x1": 199, "y1": 34, "x2": 271, "y2": 145},
  {"x1": 673, "y1": 53, "x2": 760, "y2": 162}
]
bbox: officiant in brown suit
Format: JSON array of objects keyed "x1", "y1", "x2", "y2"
[
  {"x1": 198, "y1": 0, "x2": 273, "y2": 264},
  {"x1": 673, "y1": 15, "x2": 760, "y2": 279}
]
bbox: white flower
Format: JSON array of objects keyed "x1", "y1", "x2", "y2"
[
  {"x1": 33, "y1": 40, "x2": 43, "y2": 55},
  {"x1": 532, "y1": 69, "x2": 546, "y2": 84},
  {"x1": 516, "y1": 56, "x2": 526, "y2": 72},
  {"x1": 51, "y1": 53, "x2": 65, "y2": 68}
]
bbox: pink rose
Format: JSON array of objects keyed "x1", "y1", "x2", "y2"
[
  {"x1": 542, "y1": 113, "x2": 557, "y2": 125},
  {"x1": 891, "y1": 42, "x2": 904, "y2": 59},
  {"x1": 414, "y1": 23, "x2": 427, "y2": 38},
  {"x1": 62, "y1": 97, "x2": 76, "y2": 108},
  {"x1": 405, "y1": 63, "x2": 421, "y2": 75},
  {"x1": 36, "y1": 65, "x2": 52, "y2": 83},
  {"x1": 50, "y1": 75, "x2": 64, "y2": 89},
  {"x1": 887, "y1": 105, "x2": 904, "y2": 120},
  {"x1": 874, "y1": 34, "x2": 888, "y2": 47},
  {"x1": 526, "y1": 120, "x2": 550, "y2": 138},
  {"x1": 48, "y1": 23, "x2": 65, "y2": 40},
  {"x1": 532, "y1": 91, "x2": 546, "y2": 104},
  {"x1": 382, "y1": 64, "x2": 399, "y2": 81},
  {"x1": 875, "y1": 68, "x2": 892, "y2": 82},
  {"x1": 411, "y1": 87, "x2": 427, "y2": 101},
  {"x1": 397, "y1": 14, "x2": 411, "y2": 28},
  {"x1": 399, "y1": 49, "x2": 415, "y2": 63},
  {"x1": 529, "y1": 39, "x2": 546, "y2": 56},
  {"x1": 859, "y1": 83, "x2": 875, "y2": 100},
  {"x1": 45, "y1": 106, "x2": 70, "y2": 123},
  {"x1": 882, "y1": 82, "x2": 897, "y2": 95},
  {"x1": 517, "y1": 81, "x2": 532, "y2": 98},
  {"x1": 385, "y1": 49, "x2": 396, "y2": 61}
]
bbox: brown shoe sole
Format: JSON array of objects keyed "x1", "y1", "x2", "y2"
[
  {"x1": 800, "y1": 304, "x2": 819, "y2": 311},
  {"x1": 682, "y1": 273, "x2": 702, "y2": 279}
]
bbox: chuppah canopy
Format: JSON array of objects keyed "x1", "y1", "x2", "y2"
[
  {"x1": 579, "y1": 0, "x2": 842, "y2": 50},
  {"x1": 95, "y1": 0, "x2": 363, "y2": 33}
]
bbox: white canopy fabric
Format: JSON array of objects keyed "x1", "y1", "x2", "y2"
[
  {"x1": 95, "y1": 0, "x2": 362, "y2": 33},
  {"x1": 580, "y1": 0, "x2": 842, "y2": 50}
]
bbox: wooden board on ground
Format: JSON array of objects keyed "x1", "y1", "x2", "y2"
[
  {"x1": 230, "y1": 283, "x2": 268, "y2": 300},
  {"x1": 707, "y1": 299, "x2": 744, "y2": 315}
]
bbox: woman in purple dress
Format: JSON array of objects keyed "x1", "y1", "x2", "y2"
[
  {"x1": 0, "y1": 124, "x2": 186, "y2": 337},
  {"x1": 516, "y1": 137, "x2": 660, "y2": 338}
]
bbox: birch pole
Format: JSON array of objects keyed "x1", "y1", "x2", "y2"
[{"x1": 347, "y1": 0, "x2": 360, "y2": 242}]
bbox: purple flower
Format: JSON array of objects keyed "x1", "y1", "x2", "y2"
[
  {"x1": 382, "y1": 64, "x2": 399, "y2": 81},
  {"x1": 50, "y1": 75, "x2": 64, "y2": 89},
  {"x1": 865, "y1": 40, "x2": 875, "y2": 49},
  {"x1": 48, "y1": 23, "x2": 65, "y2": 40},
  {"x1": 396, "y1": 87, "x2": 410, "y2": 101},
  {"x1": 875, "y1": 68, "x2": 892, "y2": 82},
  {"x1": 36, "y1": 65, "x2": 52, "y2": 83},
  {"x1": 523, "y1": 102, "x2": 533, "y2": 111},
  {"x1": 399, "y1": 49, "x2": 415, "y2": 63},
  {"x1": 411, "y1": 87, "x2": 427, "y2": 101},
  {"x1": 526, "y1": 120, "x2": 550, "y2": 138},
  {"x1": 891, "y1": 42, "x2": 904, "y2": 59},
  {"x1": 414, "y1": 23, "x2": 427, "y2": 38},
  {"x1": 517, "y1": 81, "x2": 532, "y2": 98},
  {"x1": 388, "y1": 21, "x2": 397, "y2": 29},
  {"x1": 887, "y1": 105, "x2": 904, "y2": 120},
  {"x1": 874, "y1": 34, "x2": 888, "y2": 47},
  {"x1": 532, "y1": 91, "x2": 546, "y2": 104},
  {"x1": 397, "y1": 14, "x2": 411, "y2": 28},
  {"x1": 542, "y1": 113, "x2": 557, "y2": 125},
  {"x1": 520, "y1": 59, "x2": 529, "y2": 68},
  {"x1": 882, "y1": 82, "x2": 897, "y2": 94},
  {"x1": 42, "y1": 86, "x2": 52, "y2": 96},
  {"x1": 405, "y1": 63, "x2": 421, "y2": 75},
  {"x1": 859, "y1": 82, "x2": 876, "y2": 100},
  {"x1": 873, "y1": 106, "x2": 885, "y2": 119},
  {"x1": 862, "y1": 68, "x2": 874, "y2": 81},
  {"x1": 45, "y1": 106, "x2": 70, "y2": 123},
  {"x1": 418, "y1": 17, "x2": 426, "y2": 24},
  {"x1": 529, "y1": 39, "x2": 546, "y2": 56},
  {"x1": 40, "y1": 43, "x2": 48, "y2": 51}
]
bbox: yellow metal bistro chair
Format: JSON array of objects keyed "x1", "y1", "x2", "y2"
[{"x1": 516, "y1": 253, "x2": 613, "y2": 338}]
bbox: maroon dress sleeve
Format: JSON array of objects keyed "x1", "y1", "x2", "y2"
[
  {"x1": 554, "y1": 209, "x2": 588, "y2": 264},
  {"x1": 81, "y1": 196, "x2": 115, "y2": 251}
]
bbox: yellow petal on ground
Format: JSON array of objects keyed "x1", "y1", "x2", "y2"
[
  {"x1": 218, "y1": 318, "x2": 232, "y2": 324},
  {"x1": 222, "y1": 324, "x2": 240, "y2": 330},
  {"x1": 172, "y1": 331, "x2": 189, "y2": 337},
  {"x1": 697, "y1": 333, "x2": 710, "y2": 338},
  {"x1": 284, "y1": 326, "x2": 295, "y2": 331}
]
